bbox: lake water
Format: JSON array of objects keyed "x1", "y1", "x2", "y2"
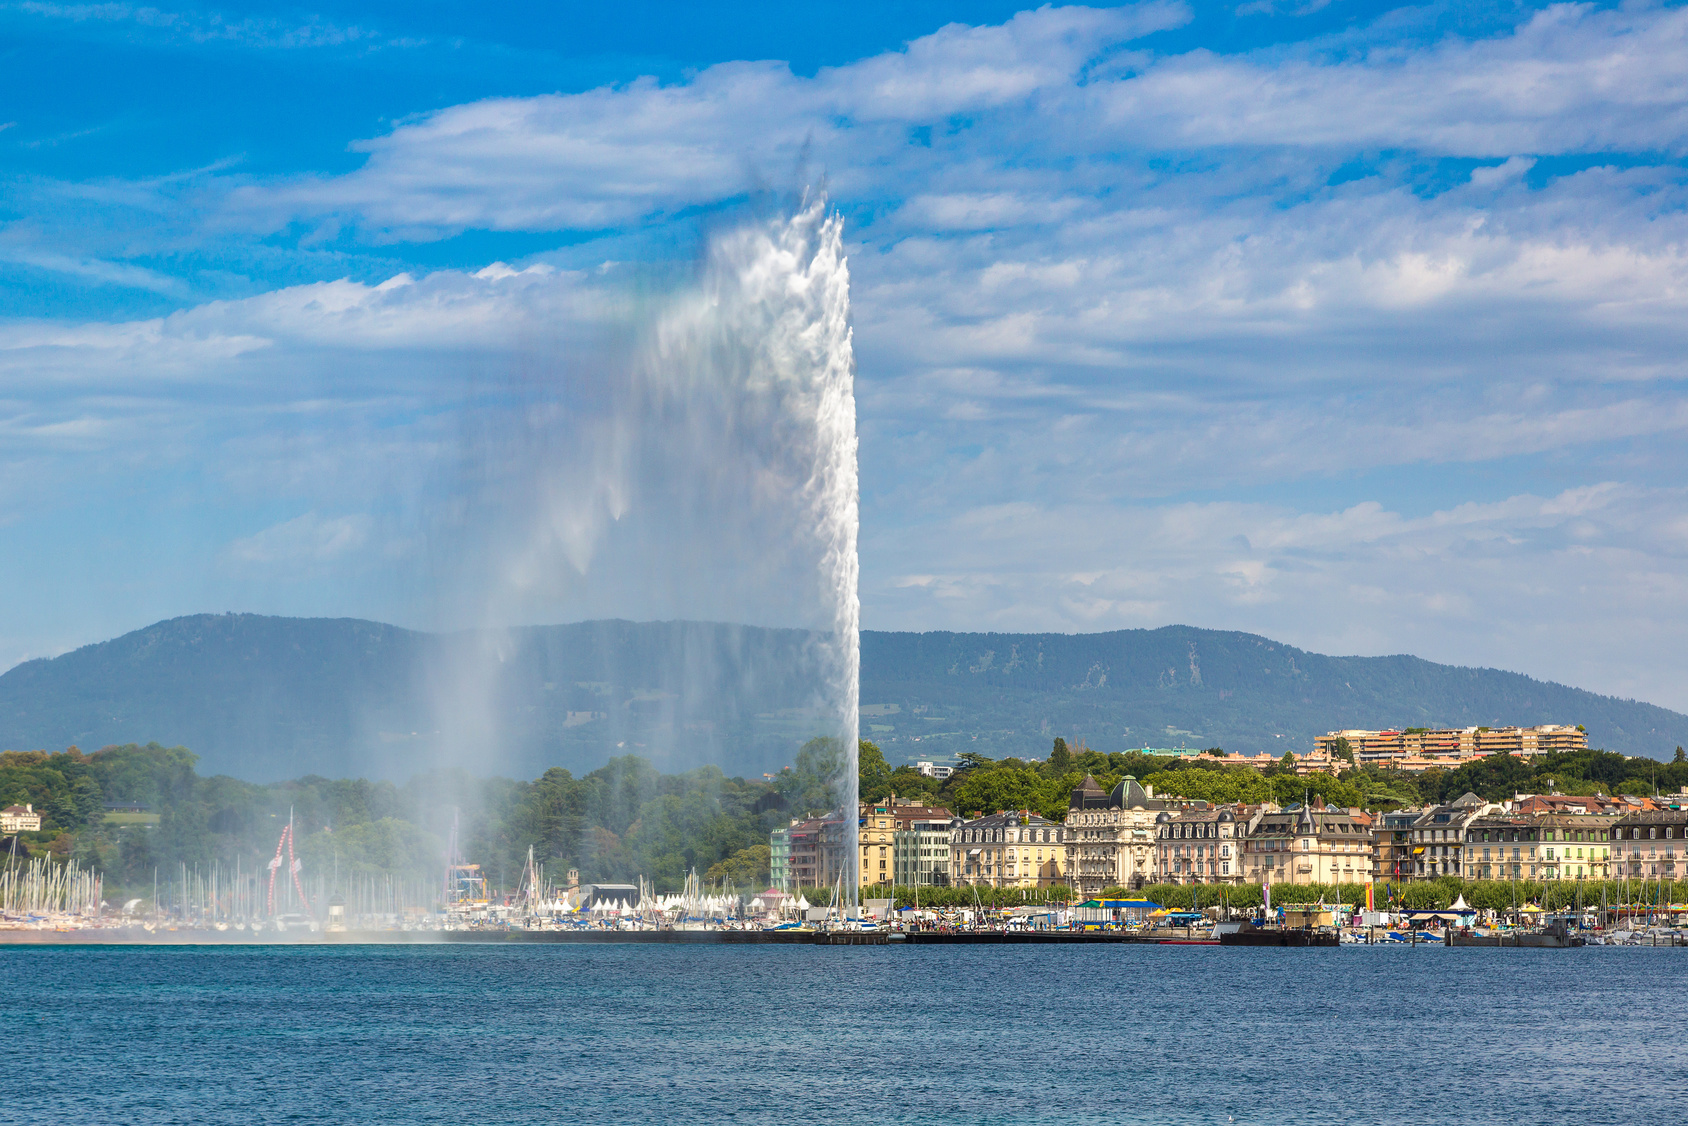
[{"x1": 10, "y1": 942, "x2": 1685, "y2": 1125}]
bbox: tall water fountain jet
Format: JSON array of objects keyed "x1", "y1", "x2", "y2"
[
  {"x1": 438, "y1": 196, "x2": 862, "y2": 897},
  {"x1": 645, "y1": 196, "x2": 860, "y2": 902}
]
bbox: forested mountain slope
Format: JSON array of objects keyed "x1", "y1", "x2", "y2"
[{"x1": 0, "y1": 615, "x2": 1681, "y2": 780}]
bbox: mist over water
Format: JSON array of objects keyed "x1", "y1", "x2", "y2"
[{"x1": 421, "y1": 197, "x2": 860, "y2": 889}]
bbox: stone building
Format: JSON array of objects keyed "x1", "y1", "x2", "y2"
[
  {"x1": 1409, "y1": 793, "x2": 1497, "y2": 878},
  {"x1": 948, "y1": 810, "x2": 1067, "y2": 888},
  {"x1": 1063, "y1": 775, "x2": 1167, "y2": 896},
  {"x1": 1241, "y1": 801, "x2": 1373, "y2": 886},
  {"x1": 1461, "y1": 815, "x2": 1545, "y2": 880},
  {"x1": 1611, "y1": 809, "x2": 1688, "y2": 880},
  {"x1": 0, "y1": 804, "x2": 40, "y2": 833},
  {"x1": 1153, "y1": 805, "x2": 1246, "y2": 885},
  {"x1": 1533, "y1": 812, "x2": 1620, "y2": 880},
  {"x1": 859, "y1": 802, "x2": 895, "y2": 889}
]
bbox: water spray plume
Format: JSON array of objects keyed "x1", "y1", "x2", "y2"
[
  {"x1": 419, "y1": 195, "x2": 860, "y2": 899},
  {"x1": 652, "y1": 196, "x2": 860, "y2": 901}
]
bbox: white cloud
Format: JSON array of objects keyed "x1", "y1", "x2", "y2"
[
  {"x1": 0, "y1": 262, "x2": 594, "y2": 397},
  {"x1": 203, "y1": 2, "x2": 1688, "y2": 244},
  {"x1": 224, "y1": 511, "x2": 372, "y2": 566},
  {"x1": 227, "y1": 3, "x2": 1191, "y2": 237},
  {"x1": 864, "y1": 483, "x2": 1688, "y2": 707},
  {"x1": 9, "y1": 3, "x2": 1688, "y2": 713},
  {"x1": 10, "y1": 2, "x2": 401, "y2": 50},
  {"x1": 1099, "y1": 5, "x2": 1688, "y2": 155}
]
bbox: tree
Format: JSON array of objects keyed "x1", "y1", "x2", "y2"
[
  {"x1": 781, "y1": 737, "x2": 847, "y2": 815},
  {"x1": 705, "y1": 844, "x2": 769, "y2": 886},
  {"x1": 951, "y1": 766, "x2": 1054, "y2": 819},
  {"x1": 1675, "y1": 746, "x2": 1685, "y2": 764},
  {"x1": 1329, "y1": 737, "x2": 1355, "y2": 764},
  {"x1": 1436, "y1": 752, "x2": 1535, "y2": 803},
  {"x1": 857, "y1": 741, "x2": 893, "y2": 803},
  {"x1": 1048, "y1": 738, "x2": 1073, "y2": 773}
]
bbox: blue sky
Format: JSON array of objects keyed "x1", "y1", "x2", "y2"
[{"x1": 4, "y1": 0, "x2": 1688, "y2": 713}]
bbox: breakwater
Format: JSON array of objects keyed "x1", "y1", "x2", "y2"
[{"x1": 0, "y1": 927, "x2": 1343, "y2": 947}]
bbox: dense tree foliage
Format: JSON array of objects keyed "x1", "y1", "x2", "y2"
[
  {"x1": 2, "y1": 735, "x2": 1681, "y2": 905},
  {"x1": 0, "y1": 739, "x2": 852, "y2": 900},
  {"x1": 10, "y1": 616, "x2": 1687, "y2": 786}
]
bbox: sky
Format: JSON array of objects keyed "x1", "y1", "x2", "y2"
[{"x1": 3, "y1": 0, "x2": 1688, "y2": 712}]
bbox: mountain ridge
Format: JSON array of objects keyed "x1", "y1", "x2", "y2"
[{"x1": 1, "y1": 613, "x2": 1682, "y2": 781}]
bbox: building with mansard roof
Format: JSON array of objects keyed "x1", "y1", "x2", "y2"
[
  {"x1": 1406, "y1": 793, "x2": 1498, "y2": 879},
  {"x1": 1241, "y1": 800, "x2": 1374, "y2": 886},
  {"x1": 1063, "y1": 775, "x2": 1168, "y2": 896},
  {"x1": 948, "y1": 810, "x2": 1067, "y2": 888},
  {"x1": 1611, "y1": 808, "x2": 1688, "y2": 881},
  {"x1": 1155, "y1": 804, "x2": 1248, "y2": 885}
]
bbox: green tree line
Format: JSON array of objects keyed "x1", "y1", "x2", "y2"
[
  {"x1": 2, "y1": 733, "x2": 1681, "y2": 906},
  {"x1": 0, "y1": 737, "x2": 855, "y2": 901},
  {"x1": 868, "y1": 738, "x2": 1688, "y2": 819},
  {"x1": 843, "y1": 878, "x2": 1687, "y2": 913}
]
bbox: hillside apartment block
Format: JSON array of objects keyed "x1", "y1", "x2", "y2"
[{"x1": 1315, "y1": 725, "x2": 1587, "y2": 772}]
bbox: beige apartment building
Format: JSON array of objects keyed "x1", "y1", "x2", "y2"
[
  {"x1": 1461, "y1": 816, "x2": 1544, "y2": 880},
  {"x1": 1063, "y1": 775, "x2": 1167, "y2": 896},
  {"x1": 1242, "y1": 802, "x2": 1374, "y2": 886},
  {"x1": 1154, "y1": 805, "x2": 1247, "y2": 885},
  {"x1": 0, "y1": 804, "x2": 41, "y2": 833},
  {"x1": 1612, "y1": 809, "x2": 1688, "y2": 880},
  {"x1": 949, "y1": 810, "x2": 1068, "y2": 888},
  {"x1": 1316, "y1": 725, "x2": 1585, "y2": 772}
]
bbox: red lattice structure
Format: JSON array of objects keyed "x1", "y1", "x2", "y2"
[{"x1": 266, "y1": 813, "x2": 312, "y2": 917}]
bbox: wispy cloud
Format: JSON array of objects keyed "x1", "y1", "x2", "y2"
[
  {"x1": 0, "y1": 245, "x2": 189, "y2": 294},
  {"x1": 8, "y1": 2, "x2": 1688, "y2": 710},
  {"x1": 225, "y1": 511, "x2": 372, "y2": 565},
  {"x1": 8, "y1": 1, "x2": 409, "y2": 50}
]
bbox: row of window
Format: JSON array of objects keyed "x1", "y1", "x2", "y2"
[
  {"x1": 1163, "y1": 823, "x2": 1225, "y2": 839},
  {"x1": 955, "y1": 827, "x2": 1062, "y2": 843}
]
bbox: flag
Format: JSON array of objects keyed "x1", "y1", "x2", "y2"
[
  {"x1": 268, "y1": 857, "x2": 282, "y2": 870},
  {"x1": 291, "y1": 858, "x2": 303, "y2": 874}
]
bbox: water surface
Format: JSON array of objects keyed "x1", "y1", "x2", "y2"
[{"x1": 11, "y1": 943, "x2": 1683, "y2": 1125}]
